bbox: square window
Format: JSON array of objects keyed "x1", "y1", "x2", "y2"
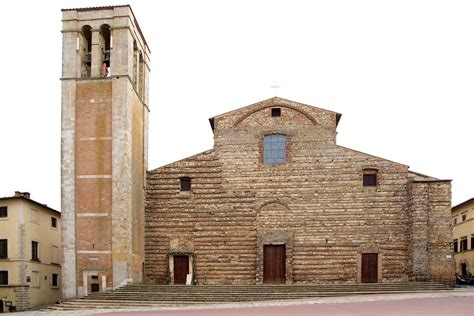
[
  {"x1": 32, "y1": 241, "x2": 39, "y2": 261},
  {"x1": 180, "y1": 177, "x2": 191, "y2": 192},
  {"x1": 271, "y1": 108, "x2": 281, "y2": 117},
  {"x1": 363, "y1": 173, "x2": 377, "y2": 187},
  {"x1": 0, "y1": 206, "x2": 7, "y2": 218},
  {"x1": 0, "y1": 271, "x2": 8, "y2": 285},
  {"x1": 0, "y1": 239, "x2": 7, "y2": 259},
  {"x1": 51, "y1": 217, "x2": 57, "y2": 228}
]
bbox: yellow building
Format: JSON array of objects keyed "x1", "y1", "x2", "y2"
[
  {"x1": 452, "y1": 198, "x2": 474, "y2": 276},
  {"x1": 0, "y1": 192, "x2": 61, "y2": 312}
]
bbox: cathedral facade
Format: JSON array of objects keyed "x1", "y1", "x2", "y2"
[
  {"x1": 60, "y1": 5, "x2": 453, "y2": 297},
  {"x1": 145, "y1": 97, "x2": 454, "y2": 285}
]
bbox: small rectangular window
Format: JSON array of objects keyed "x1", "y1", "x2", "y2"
[
  {"x1": 453, "y1": 239, "x2": 458, "y2": 253},
  {"x1": 0, "y1": 206, "x2": 7, "y2": 218},
  {"x1": 471, "y1": 235, "x2": 474, "y2": 250},
  {"x1": 271, "y1": 107, "x2": 281, "y2": 117},
  {"x1": 51, "y1": 217, "x2": 57, "y2": 228},
  {"x1": 453, "y1": 217, "x2": 457, "y2": 225},
  {"x1": 363, "y1": 173, "x2": 377, "y2": 187},
  {"x1": 0, "y1": 239, "x2": 7, "y2": 259},
  {"x1": 0, "y1": 271, "x2": 8, "y2": 285},
  {"x1": 460, "y1": 238, "x2": 468, "y2": 252},
  {"x1": 52, "y1": 273, "x2": 58, "y2": 287},
  {"x1": 461, "y1": 213, "x2": 467, "y2": 221},
  {"x1": 32, "y1": 241, "x2": 39, "y2": 261},
  {"x1": 180, "y1": 177, "x2": 191, "y2": 192}
]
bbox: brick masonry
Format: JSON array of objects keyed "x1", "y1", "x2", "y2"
[
  {"x1": 145, "y1": 97, "x2": 454, "y2": 285},
  {"x1": 61, "y1": 6, "x2": 150, "y2": 298}
]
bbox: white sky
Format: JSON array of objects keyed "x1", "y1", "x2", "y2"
[{"x1": 0, "y1": 0, "x2": 472, "y2": 211}]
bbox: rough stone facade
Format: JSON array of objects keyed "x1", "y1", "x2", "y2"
[
  {"x1": 146, "y1": 97, "x2": 454, "y2": 285},
  {"x1": 61, "y1": 5, "x2": 150, "y2": 298}
]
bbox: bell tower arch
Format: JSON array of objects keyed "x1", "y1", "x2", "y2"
[{"x1": 61, "y1": 5, "x2": 150, "y2": 298}]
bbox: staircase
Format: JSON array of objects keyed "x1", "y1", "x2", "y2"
[{"x1": 49, "y1": 282, "x2": 453, "y2": 311}]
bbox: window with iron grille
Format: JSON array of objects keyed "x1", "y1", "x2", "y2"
[
  {"x1": 0, "y1": 239, "x2": 7, "y2": 259},
  {"x1": 264, "y1": 134, "x2": 286, "y2": 165}
]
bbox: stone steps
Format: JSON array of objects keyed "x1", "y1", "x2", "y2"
[{"x1": 49, "y1": 282, "x2": 453, "y2": 311}]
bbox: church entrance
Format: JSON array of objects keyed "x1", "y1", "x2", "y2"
[
  {"x1": 361, "y1": 253, "x2": 378, "y2": 283},
  {"x1": 263, "y1": 245, "x2": 286, "y2": 284},
  {"x1": 173, "y1": 255, "x2": 189, "y2": 284}
]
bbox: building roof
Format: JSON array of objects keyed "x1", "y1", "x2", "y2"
[
  {"x1": 208, "y1": 97, "x2": 342, "y2": 131},
  {"x1": 61, "y1": 5, "x2": 150, "y2": 52},
  {"x1": 0, "y1": 194, "x2": 60, "y2": 216},
  {"x1": 452, "y1": 197, "x2": 474, "y2": 212}
]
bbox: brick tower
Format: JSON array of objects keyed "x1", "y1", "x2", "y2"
[{"x1": 61, "y1": 6, "x2": 150, "y2": 298}]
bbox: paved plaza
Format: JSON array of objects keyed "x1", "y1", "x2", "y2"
[{"x1": 15, "y1": 288, "x2": 474, "y2": 316}]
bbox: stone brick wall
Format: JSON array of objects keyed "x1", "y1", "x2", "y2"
[{"x1": 146, "y1": 97, "x2": 453, "y2": 285}]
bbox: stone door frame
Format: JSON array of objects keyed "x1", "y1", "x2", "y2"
[
  {"x1": 168, "y1": 252, "x2": 194, "y2": 285},
  {"x1": 256, "y1": 231, "x2": 293, "y2": 284}
]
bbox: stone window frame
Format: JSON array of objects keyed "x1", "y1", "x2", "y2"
[
  {"x1": 0, "y1": 239, "x2": 7, "y2": 259},
  {"x1": 51, "y1": 273, "x2": 59, "y2": 288},
  {"x1": 453, "y1": 217, "x2": 457, "y2": 225},
  {"x1": 51, "y1": 216, "x2": 58, "y2": 229},
  {"x1": 453, "y1": 239, "x2": 458, "y2": 253},
  {"x1": 460, "y1": 236, "x2": 468, "y2": 252},
  {"x1": 362, "y1": 168, "x2": 378, "y2": 187},
  {"x1": 31, "y1": 240, "x2": 40, "y2": 262},
  {"x1": 0, "y1": 206, "x2": 7, "y2": 218},
  {"x1": 263, "y1": 134, "x2": 287, "y2": 165},
  {"x1": 180, "y1": 177, "x2": 192, "y2": 192},
  {"x1": 271, "y1": 107, "x2": 281, "y2": 117},
  {"x1": 0, "y1": 269, "x2": 8, "y2": 285},
  {"x1": 461, "y1": 212, "x2": 467, "y2": 222}
]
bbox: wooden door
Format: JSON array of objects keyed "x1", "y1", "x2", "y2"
[
  {"x1": 361, "y1": 253, "x2": 378, "y2": 283},
  {"x1": 174, "y1": 255, "x2": 189, "y2": 284},
  {"x1": 263, "y1": 245, "x2": 286, "y2": 284}
]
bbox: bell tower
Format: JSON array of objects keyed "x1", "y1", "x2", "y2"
[{"x1": 61, "y1": 5, "x2": 150, "y2": 298}]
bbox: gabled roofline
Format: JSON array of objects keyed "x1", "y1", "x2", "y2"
[
  {"x1": 208, "y1": 97, "x2": 342, "y2": 131},
  {"x1": 148, "y1": 149, "x2": 215, "y2": 173},
  {"x1": 0, "y1": 196, "x2": 60, "y2": 216},
  {"x1": 452, "y1": 198, "x2": 474, "y2": 212}
]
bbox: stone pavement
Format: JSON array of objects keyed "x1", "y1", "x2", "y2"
[{"x1": 16, "y1": 288, "x2": 474, "y2": 316}]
